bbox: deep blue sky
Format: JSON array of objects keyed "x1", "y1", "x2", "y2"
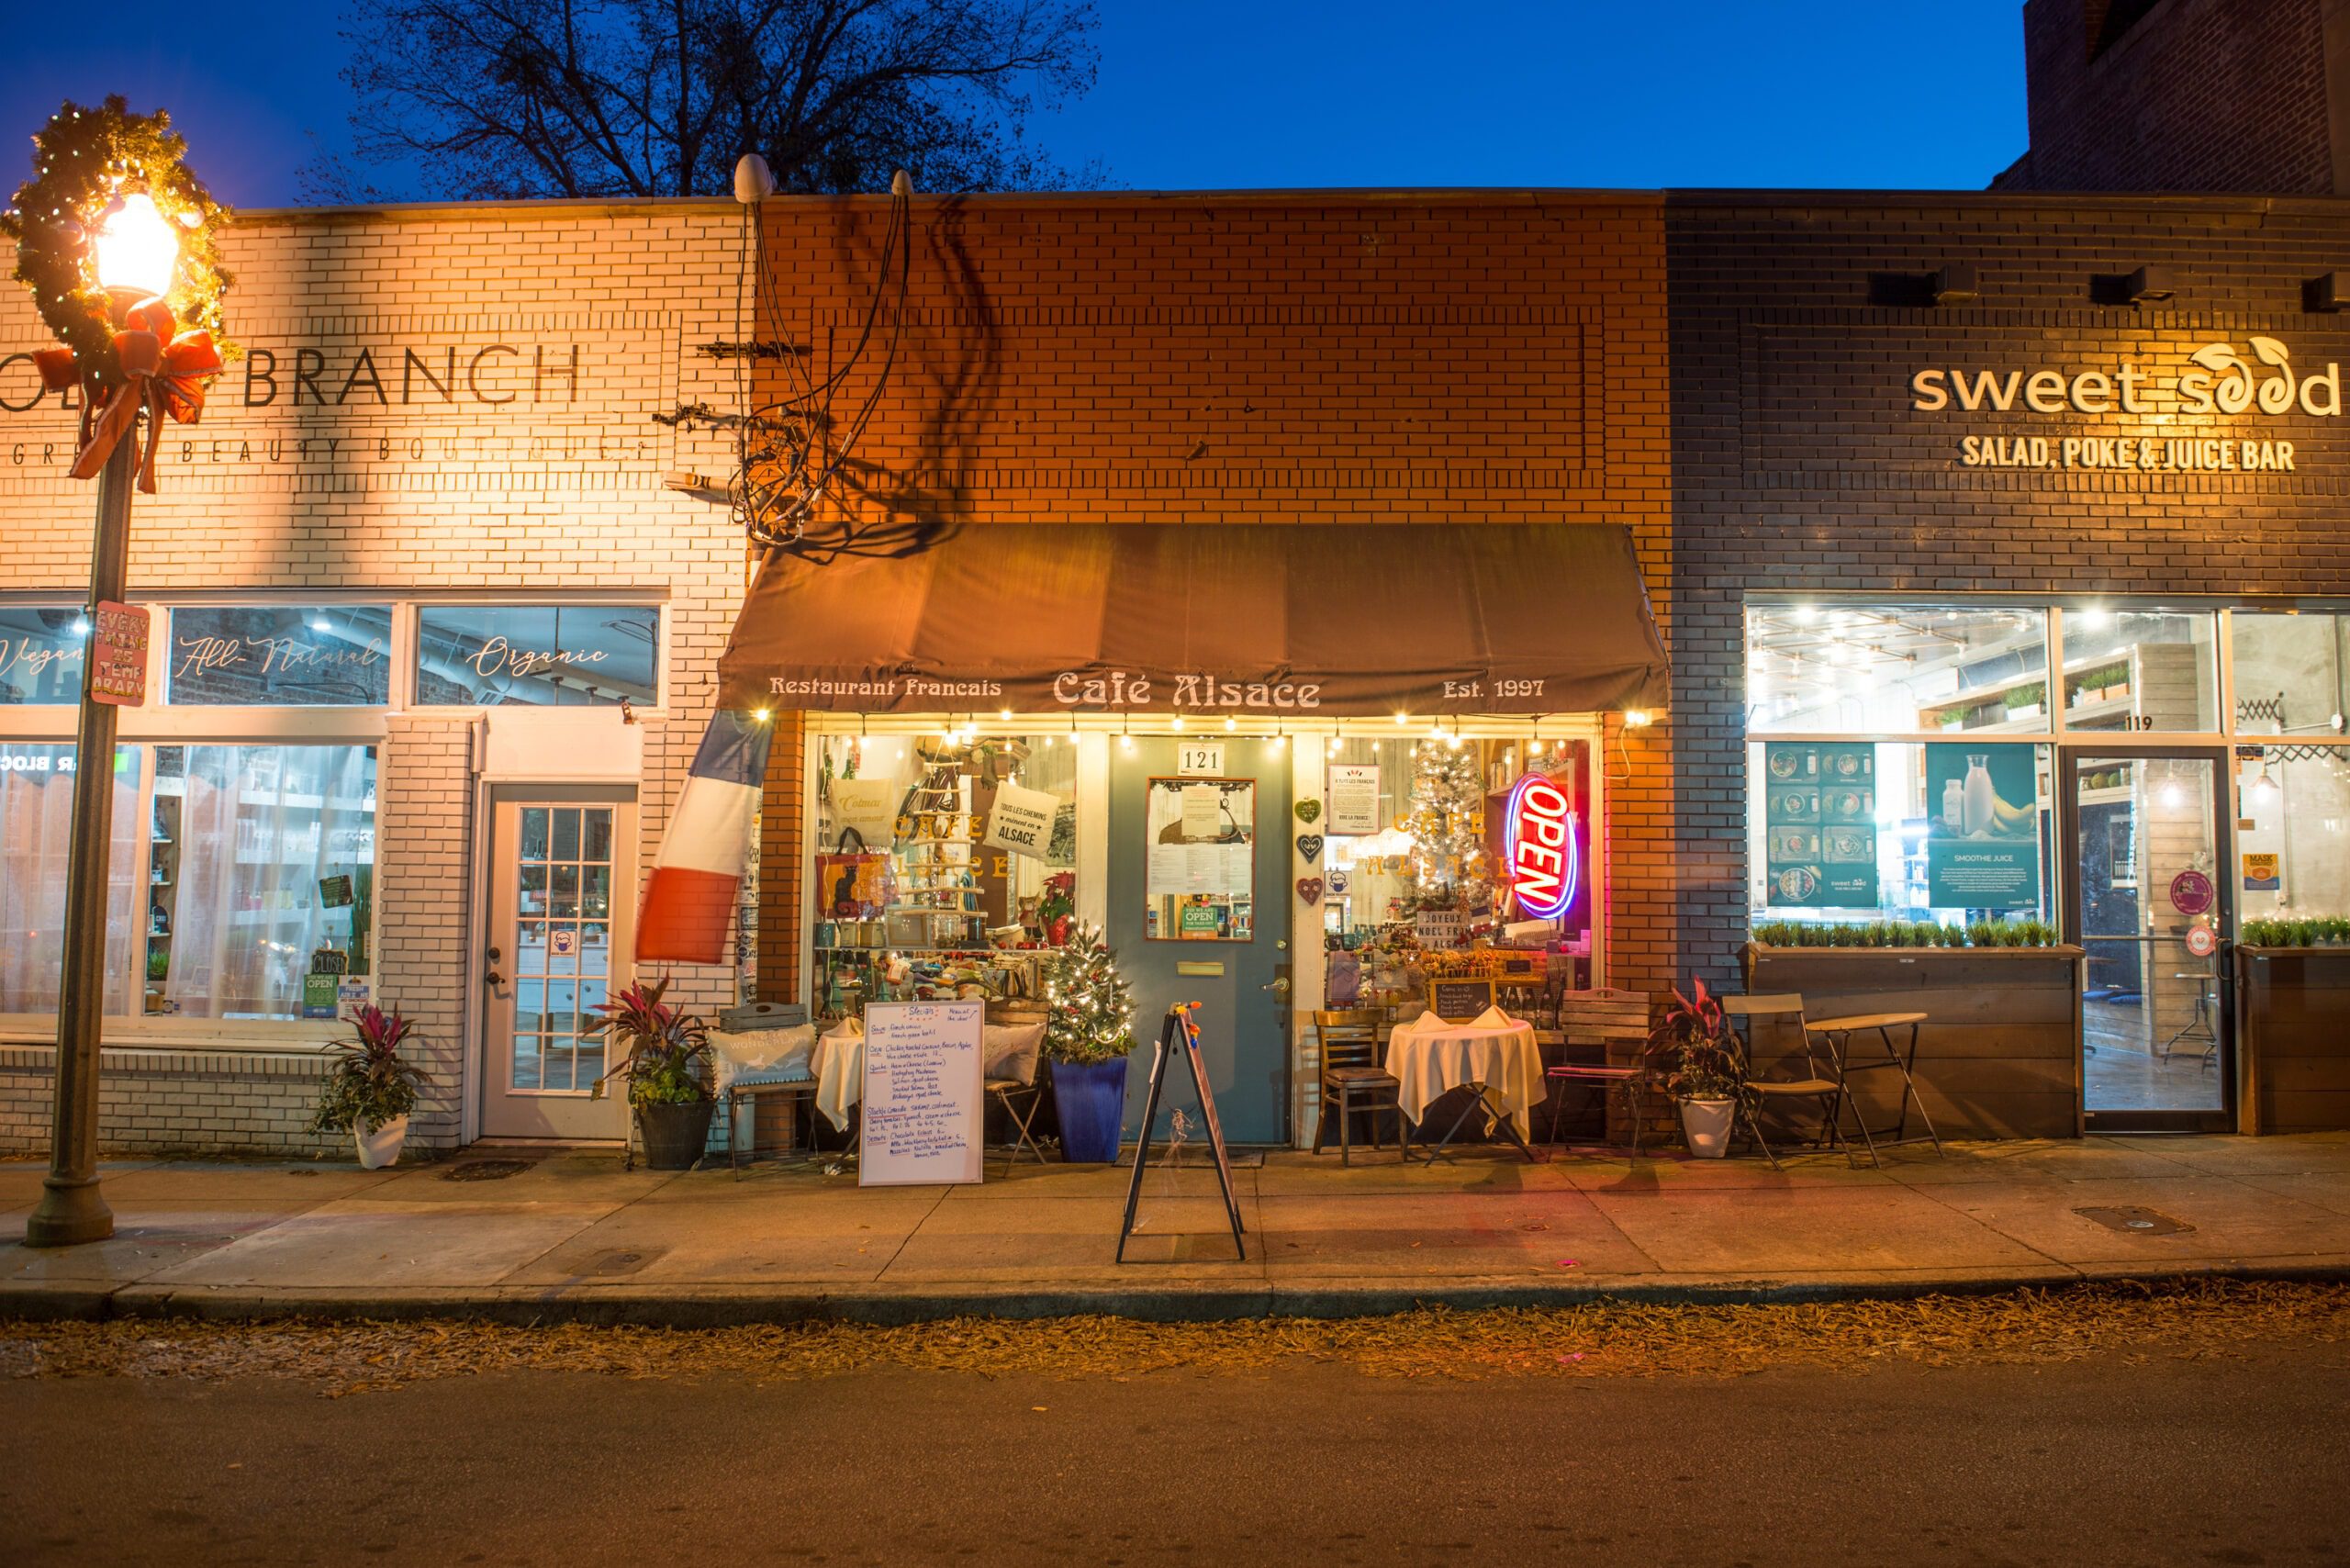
[{"x1": 0, "y1": 2, "x2": 2029, "y2": 208}]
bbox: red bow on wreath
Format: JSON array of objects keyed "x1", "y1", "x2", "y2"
[{"x1": 34, "y1": 298, "x2": 224, "y2": 495}]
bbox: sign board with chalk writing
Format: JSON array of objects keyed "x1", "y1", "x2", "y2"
[
  {"x1": 858, "y1": 1001, "x2": 986, "y2": 1186},
  {"x1": 1427, "y1": 978, "x2": 1497, "y2": 1025}
]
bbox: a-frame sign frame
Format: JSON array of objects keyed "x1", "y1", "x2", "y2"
[{"x1": 1116, "y1": 1002, "x2": 1246, "y2": 1262}]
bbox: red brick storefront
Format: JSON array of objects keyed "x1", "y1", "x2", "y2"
[{"x1": 746, "y1": 191, "x2": 1679, "y2": 1003}]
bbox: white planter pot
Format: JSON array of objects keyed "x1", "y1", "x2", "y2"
[
  {"x1": 1677, "y1": 1099, "x2": 1735, "y2": 1159},
  {"x1": 353, "y1": 1114, "x2": 409, "y2": 1170}
]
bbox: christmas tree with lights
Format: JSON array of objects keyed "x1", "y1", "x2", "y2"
[
  {"x1": 1401, "y1": 741, "x2": 1494, "y2": 917},
  {"x1": 1042, "y1": 920, "x2": 1137, "y2": 1063}
]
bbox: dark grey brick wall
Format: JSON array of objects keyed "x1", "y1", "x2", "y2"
[{"x1": 1666, "y1": 191, "x2": 2350, "y2": 987}]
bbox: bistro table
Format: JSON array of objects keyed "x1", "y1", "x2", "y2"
[
  {"x1": 1384, "y1": 1008, "x2": 1547, "y2": 1163},
  {"x1": 1801, "y1": 1010, "x2": 1944, "y2": 1163}
]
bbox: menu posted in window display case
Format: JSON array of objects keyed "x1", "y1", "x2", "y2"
[
  {"x1": 1924, "y1": 744, "x2": 2042, "y2": 908},
  {"x1": 1327, "y1": 764, "x2": 1382, "y2": 835},
  {"x1": 1763, "y1": 743, "x2": 1879, "y2": 907}
]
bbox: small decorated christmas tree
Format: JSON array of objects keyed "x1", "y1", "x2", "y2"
[
  {"x1": 1400, "y1": 742, "x2": 1494, "y2": 917},
  {"x1": 1043, "y1": 920, "x2": 1137, "y2": 1063}
]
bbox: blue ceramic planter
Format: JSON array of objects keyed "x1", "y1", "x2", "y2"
[{"x1": 1049, "y1": 1057, "x2": 1130, "y2": 1163}]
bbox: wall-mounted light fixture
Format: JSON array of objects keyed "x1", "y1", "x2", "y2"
[
  {"x1": 1929, "y1": 262, "x2": 1978, "y2": 306},
  {"x1": 2306, "y1": 272, "x2": 2344, "y2": 313},
  {"x1": 2124, "y1": 264, "x2": 2174, "y2": 305}
]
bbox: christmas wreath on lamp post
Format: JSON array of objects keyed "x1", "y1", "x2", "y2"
[
  {"x1": 9, "y1": 97, "x2": 229, "y2": 1248},
  {"x1": 1, "y1": 95, "x2": 233, "y2": 490}
]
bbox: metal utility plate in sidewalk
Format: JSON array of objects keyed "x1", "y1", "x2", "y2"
[{"x1": 2075, "y1": 1205, "x2": 2194, "y2": 1237}]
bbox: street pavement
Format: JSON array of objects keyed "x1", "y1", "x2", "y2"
[
  {"x1": 6, "y1": 1133, "x2": 2350, "y2": 1322},
  {"x1": 6, "y1": 1343, "x2": 2348, "y2": 1566}
]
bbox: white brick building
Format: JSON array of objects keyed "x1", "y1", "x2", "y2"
[{"x1": 0, "y1": 198, "x2": 749, "y2": 1156}]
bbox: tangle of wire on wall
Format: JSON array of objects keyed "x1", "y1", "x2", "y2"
[{"x1": 722, "y1": 171, "x2": 914, "y2": 554}]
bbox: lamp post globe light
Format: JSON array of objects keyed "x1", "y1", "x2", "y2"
[
  {"x1": 4, "y1": 100, "x2": 230, "y2": 1247},
  {"x1": 95, "y1": 192, "x2": 181, "y2": 298}
]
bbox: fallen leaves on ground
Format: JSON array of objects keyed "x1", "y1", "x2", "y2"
[{"x1": 2, "y1": 1279, "x2": 2344, "y2": 1398}]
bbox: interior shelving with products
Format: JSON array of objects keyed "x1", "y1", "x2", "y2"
[
  {"x1": 1917, "y1": 644, "x2": 2203, "y2": 734},
  {"x1": 808, "y1": 732, "x2": 1077, "y2": 1025}
]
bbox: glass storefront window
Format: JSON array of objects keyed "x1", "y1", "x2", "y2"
[
  {"x1": 1748, "y1": 739, "x2": 2053, "y2": 924},
  {"x1": 167, "y1": 605, "x2": 393, "y2": 706},
  {"x1": 2230, "y1": 611, "x2": 2350, "y2": 737},
  {"x1": 1747, "y1": 604, "x2": 2051, "y2": 734},
  {"x1": 0, "y1": 744, "x2": 140, "y2": 1015},
  {"x1": 414, "y1": 604, "x2": 660, "y2": 707},
  {"x1": 2059, "y1": 609, "x2": 2219, "y2": 732},
  {"x1": 809, "y1": 733, "x2": 1078, "y2": 1022},
  {"x1": 148, "y1": 745, "x2": 378, "y2": 1021},
  {"x1": 0, "y1": 606, "x2": 88, "y2": 705},
  {"x1": 2238, "y1": 750, "x2": 2350, "y2": 920},
  {"x1": 1323, "y1": 734, "x2": 1596, "y2": 1004}
]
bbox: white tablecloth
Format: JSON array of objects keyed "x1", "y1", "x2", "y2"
[
  {"x1": 811, "y1": 1021, "x2": 865, "y2": 1131},
  {"x1": 1384, "y1": 1008, "x2": 1545, "y2": 1137}
]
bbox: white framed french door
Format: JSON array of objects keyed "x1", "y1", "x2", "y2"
[{"x1": 480, "y1": 785, "x2": 637, "y2": 1139}]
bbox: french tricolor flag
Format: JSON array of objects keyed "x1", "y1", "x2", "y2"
[{"x1": 636, "y1": 711, "x2": 775, "y2": 964}]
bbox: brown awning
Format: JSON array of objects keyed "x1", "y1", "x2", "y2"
[{"x1": 716, "y1": 523, "x2": 1667, "y2": 718}]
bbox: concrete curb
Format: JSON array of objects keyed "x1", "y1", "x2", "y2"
[{"x1": 6, "y1": 1260, "x2": 2347, "y2": 1328}]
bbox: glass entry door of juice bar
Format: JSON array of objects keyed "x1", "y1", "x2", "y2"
[
  {"x1": 1107, "y1": 736, "x2": 1292, "y2": 1146},
  {"x1": 2062, "y1": 749, "x2": 2233, "y2": 1131}
]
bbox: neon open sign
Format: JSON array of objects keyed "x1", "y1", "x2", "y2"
[{"x1": 1504, "y1": 771, "x2": 1580, "y2": 922}]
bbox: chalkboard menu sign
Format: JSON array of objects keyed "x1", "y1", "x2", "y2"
[
  {"x1": 858, "y1": 1001, "x2": 986, "y2": 1186},
  {"x1": 1427, "y1": 978, "x2": 1497, "y2": 1024}
]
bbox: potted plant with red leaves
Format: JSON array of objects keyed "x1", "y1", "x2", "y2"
[
  {"x1": 1654, "y1": 977, "x2": 1742, "y2": 1159},
  {"x1": 588, "y1": 979, "x2": 715, "y2": 1169},
  {"x1": 309, "y1": 1003, "x2": 431, "y2": 1169}
]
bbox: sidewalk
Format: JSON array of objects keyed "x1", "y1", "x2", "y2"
[{"x1": 7, "y1": 1134, "x2": 2350, "y2": 1325}]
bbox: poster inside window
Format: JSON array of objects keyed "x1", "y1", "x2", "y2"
[{"x1": 1750, "y1": 740, "x2": 2050, "y2": 921}]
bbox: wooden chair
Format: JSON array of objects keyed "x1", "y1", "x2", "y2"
[
  {"x1": 1721, "y1": 992, "x2": 1849, "y2": 1170},
  {"x1": 1311, "y1": 1008, "x2": 1406, "y2": 1166},
  {"x1": 1543, "y1": 989, "x2": 1656, "y2": 1156}
]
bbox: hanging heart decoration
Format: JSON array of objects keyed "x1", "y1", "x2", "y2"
[
  {"x1": 1294, "y1": 798, "x2": 1322, "y2": 823},
  {"x1": 1296, "y1": 834, "x2": 1323, "y2": 863},
  {"x1": 1295, "y1": 877, "x2": 1324, "y2": 905}
]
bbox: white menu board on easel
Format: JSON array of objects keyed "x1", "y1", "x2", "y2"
[{"x1": 858, "y1": 1001, "x2": 986, "y2": 1186}]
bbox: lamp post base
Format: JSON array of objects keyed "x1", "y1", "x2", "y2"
[{"x1": 26, "y1": 1176, "x2": 115, "y2": 1248}]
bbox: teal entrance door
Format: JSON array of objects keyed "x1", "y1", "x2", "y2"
[{"x1": 1106, "y1": 736, "x2": 1292, "y2": 1145}]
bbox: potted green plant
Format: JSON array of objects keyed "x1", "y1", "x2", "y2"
[
  {"x1": 1654, "y1": 977, "x2": 1743, "y2": 1159},
  {"x1": 309, "y1": 1003, "x2": 431, "y2": 1169},
  {"x1": 1041, "y1": 921, "x2": 1138, "y2": 1163},
  {"x1": 588, "y1": 979, "x2": 715, "y2": 1170}
]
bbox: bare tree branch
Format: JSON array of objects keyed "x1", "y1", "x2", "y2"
[{"x1": 307, "y1": 0, "x2": 1099, "y2": 200}]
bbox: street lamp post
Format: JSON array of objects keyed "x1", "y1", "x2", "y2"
[{"x1": 24, "y1": 191, "x2": 183, "y2": 1248}]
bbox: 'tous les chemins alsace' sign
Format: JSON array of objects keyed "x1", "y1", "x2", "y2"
[{"x1": 1911, "y1": 339, "x2": 2333, "y2": 473}]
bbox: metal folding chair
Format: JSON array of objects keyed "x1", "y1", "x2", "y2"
[
  {"x1": 1721, "y1": 992, "x2": 1852, "y2": 1170},
  {"x1": 985, "y1": 1006, "x2": 1050, "y2": 1174}
]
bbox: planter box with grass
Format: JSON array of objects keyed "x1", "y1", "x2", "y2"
[
  {"x1": 1743, "y1": 934, "x2": 2084, "y2": 1140},
  {"x1": 2235, "y1": 944, "x2": 2350, "y2": 1134}
]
